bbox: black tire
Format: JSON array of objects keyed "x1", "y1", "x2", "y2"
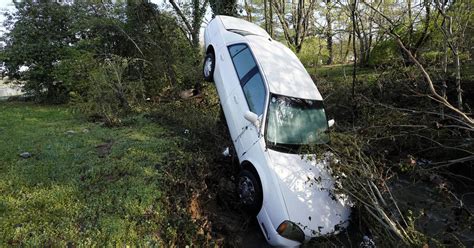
[
  {"x1": 238, "y1": 169, "x2": 263, "y2": 215},
  {"x1": 203, "y1": 52, "x2": 215, "y2": 82}
]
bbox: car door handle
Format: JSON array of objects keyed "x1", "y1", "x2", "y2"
[{"x1": 233, "y1": 95, "x2": 238, "y2": 104}]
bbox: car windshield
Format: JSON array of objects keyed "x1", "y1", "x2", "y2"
[{"x1": 266, "y1": 94, "x2": 329, "y2": 149}]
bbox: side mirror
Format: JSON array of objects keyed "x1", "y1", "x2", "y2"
[
  {"x1": 244, "y1": 111, "x2": 259, "y2": 127},
  {"x1": 328, "y1": 119, "x2": 335, "y2": 128}
]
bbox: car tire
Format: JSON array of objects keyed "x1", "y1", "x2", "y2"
[
  {"x1": 238, "y1": 169, "x2": 263, "y2": 215},
  {"x1": 203, "y1": 52, "x2": 215, "y2": 82}
]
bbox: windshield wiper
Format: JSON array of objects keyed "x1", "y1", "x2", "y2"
[{"x1": 266, "y1": 142, "x2": 301, "y2": 154}]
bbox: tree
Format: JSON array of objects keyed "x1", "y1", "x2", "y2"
[
  {"x1": 3, "y1": 2, "x2": 76, "y2": 102},
  {"x1": 325, "y1": 0, "x2": 333, "y2": 64},
  {"x1": 169, "y1": 0, "x2": 209, "y2": 49},
  {"x1": 362, "y1": 0, "x2": 474, "y2": 129},
  {"x1": 263, "y1": 0, "x2": 274, "y2": 37},
  {"x1": 435, "y1": 0, "x2": 470, "y2": 111},
  {"x1": 209, "y1": 0, "x2": 237, "y2": 16},
  {"x1": 124, "y1": 1, "x2": 199, "y2": 90},
  {"x1": 272, "y1": 0, "x2": 317, "y2": 53}
]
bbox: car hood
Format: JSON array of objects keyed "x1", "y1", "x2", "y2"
[{"x1": 267, "y1": 149, "x2": 351, "y2": 237}]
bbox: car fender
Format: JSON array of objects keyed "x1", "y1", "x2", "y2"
[{"x1": 240, "y1": 141, "x2": 290, "y2": 225}]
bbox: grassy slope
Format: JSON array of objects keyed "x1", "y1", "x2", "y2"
[{"x1": 0, "y1": 102, "x2": 177, "y2": 246}]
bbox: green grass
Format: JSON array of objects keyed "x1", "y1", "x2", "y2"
[
  {"x1": 309, "y1": 62, "x2": 474, "y2": 84},
  {"x1": 0, "y1": 102, "x2": 187, "y2": 246},
  {"x1": 308, "y1": 64, "x2": 381, "y2": 84}
]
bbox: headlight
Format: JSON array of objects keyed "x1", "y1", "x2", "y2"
[{"x1": 276, "y1": 220, "x2": 305, "y2": 243}]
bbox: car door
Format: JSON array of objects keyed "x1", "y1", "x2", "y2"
[
  {"x1": 226, "y1": 43, "x2": 267, "y2": 158},
  {"x1": 214, "y1": 44, "x2": 246, "y2": 143}
]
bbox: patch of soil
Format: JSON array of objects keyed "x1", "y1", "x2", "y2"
[
  {"x1": 186, "y1": 155, "x2": 257, "y2": 247},
  {"x1": 391, "y1": 176, "x2": 474, "y2": 247},
  {"x1": 95, "y1": 139, "x2": 114, "y2": 158}
]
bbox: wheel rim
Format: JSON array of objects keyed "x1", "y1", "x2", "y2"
[
  {"x1": 203, "y1": 57, "x2": 213, "y2": 78},
  {"x1": 239, "y1": 176, "x2": 256, "y2": 205}
]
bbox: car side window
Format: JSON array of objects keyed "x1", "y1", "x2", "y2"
[
  {"x1": 228, "y1": 44, "x2": 257, "y2": 81},
  {"x1": 228, "y1": 44, "x2": 266, "y2": 116},
  {"x1": 242, "y1": 72, "x2": 266, "y2": 116}
]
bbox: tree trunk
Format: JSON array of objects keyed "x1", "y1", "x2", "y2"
[
  {"x1": 326, "y1": 0, "x2": 333, "y2": 65},
  {"x1": 351, "y1": 0, "x2": 358, "y2": 123},
  {"x1": 441, "y1": 38, "x2": 448, "y2": 118},
  {"x1": 407, "y1": 0, "x2": 413, "y2": 44},
  {"x1": 244, "y1": 0, "x2": 252, "y2": 22},
  {"x1": 273, "y1": 0, "x2": 314, "y2": 53},
  {"x1": 264, "y1": 0, "x2": 268, "y2": 32},
  {"x1": 294, "y1": 0, "x2": 303, "y2": 53},
  {"x1": 273, "y1": 0, "x2": 293, "y2": 47},
  {"x1": 269, "y1": 0, "x2": 273, "y2": 37},
  {"x1": 169, "y1": 0, "x2": 208, "y2": 50},
  {"x1": 344, "y1": 32, "x2": 352, "y2": 63},
  {"x1": 454, "y1": 47, "x2": 462, "y2": 110}
]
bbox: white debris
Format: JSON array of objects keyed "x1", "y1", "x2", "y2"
[
  {"x1": 19, "y1": 152, "x2": 32, "y2": 159},
  {"x1": 222, "y1": 147, "x2": 230, "y2": 157},
  {"x1": 360, "y1": 235, "x2": 376, "y2": 248}
]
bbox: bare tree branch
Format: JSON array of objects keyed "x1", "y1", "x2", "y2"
[
  {"x1": 169, "y1": 0, "x2": 193, "y2": 36},
  {"x1": 361, "y1": 0, "x2": 474, "y2": 129}
]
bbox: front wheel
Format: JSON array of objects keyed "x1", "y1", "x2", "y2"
[
  {"x1": 238, "y1": 169, "x2": 263, "y2": 215},
  {"x1": 203, "y1": 52, "x2": 215, "y2": 82}
]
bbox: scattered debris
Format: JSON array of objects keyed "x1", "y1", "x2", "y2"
[
  {"x1": 65, "y1": 130, "x2": 76, "y2": 135},
  {"x1": 222, "y1": 147, "x2": 230, "y2": 157},
  {"x1": 360, "y1": 235, "x2": 376, "y2": 248},
  {"x1": 179, "y1": 85, "x2": 204, "y2": 104},
  {"x1": 19, "y1": 152, "x2": 31, "y2": 159}
]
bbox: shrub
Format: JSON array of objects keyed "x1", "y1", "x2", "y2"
[
  {"x1": 298, "y1": 37, "x2": 328, "y2": 68},
  {"x1": 368, "y1": 39, "x2": 400, "y2": 67},
  {"x1": 71, "y1": 55, "x2": 145, "y2": 126}
]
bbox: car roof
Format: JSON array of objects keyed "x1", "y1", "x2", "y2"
[
  {"x1": 246, "y1": 35, "x2": 323, "y2": 100},
  {"x1": 217, "y1": 15, "x2": 270, "y2": 38},
  {"x1": 216, "y1": 15, "x2": 322, "y2": 100}
]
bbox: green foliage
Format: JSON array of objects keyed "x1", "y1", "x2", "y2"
[
  {"x1": 298, "y1": 37, "x2": 328, "y2": 68},
  {"x1": 0, "y1": 101, "x2": 213, "y2": 246},
  {"x1": 53, "y1": 49, "x2": 96, "y2": 98},
  {"x1": 368, "y1": 39, "x2": 400, "y2": 67},
  {"x1": 210, "y1": 0, "x2": 238, "y2": 16},
  {"x1": 123, "y1": 3, "x2": 200, "y2": 92},
  {"x1": 2, "y1": 2, "x2": 201, "y2": 104},
  {"x1": 71, "y1": 55, "x2": 145, "y2": 126},
  {"x1": 0, "y1": 96, "x2": 247, "y2": 246},
  {"x1": 2, "y1": 2, "x2": 76, "y2": 102}
]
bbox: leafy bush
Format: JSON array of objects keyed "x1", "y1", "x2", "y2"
[
  {"x1": 298, "y1": 37, "x2": 328, "y2": 68},
  {"x1": 71, "y1": 55, "x2": 145, "y2": 126},
  {"x1": 368, "y1": 39, "x2": 400, "y2": 67},
  {"x1": 53, "y1": 49, "x2": 96, "y2": 98},
  {"x1": 2, "y1": 2, "x2": 76, "y2": 103}
]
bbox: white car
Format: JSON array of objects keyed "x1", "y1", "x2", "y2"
[{"x1": 203, "y1": 16, "x2": 351, "y2": 247}]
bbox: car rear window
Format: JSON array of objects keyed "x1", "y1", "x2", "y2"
[{"x1": 228, "y1": 44, "x2": 257, "y2": 81}]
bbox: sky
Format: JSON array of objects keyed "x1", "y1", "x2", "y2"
[{"x1": 0, "y1": 0, "x2": 15, "y2": 36}]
